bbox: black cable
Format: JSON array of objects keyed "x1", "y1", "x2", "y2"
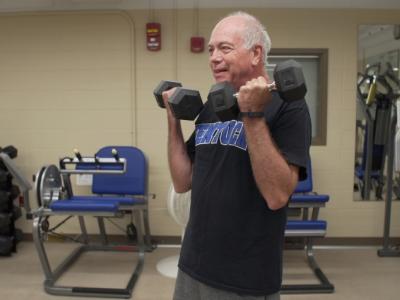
[
  {"x1": 48, "y1": 215, "x2": 73, "y2": 232},
  {"x1": 105, "y1": 217, "x2": 126, "y2": 233},
  {"x1": 105, "y1": 217, "x2": 137, "y2": 241},
  {"x1": 47, "y1": 231, "x2": 83, "y2": 244},
  {"x1": 45, "y1": 216, "x2": 136, "y2": 243},
  {"x1": 45, "y1": 216, "x2": 84, "y2": 243}
]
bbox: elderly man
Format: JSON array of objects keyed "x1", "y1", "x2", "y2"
[{"x1": 163, "y1": 11, "x2": 311, "y2": 300}]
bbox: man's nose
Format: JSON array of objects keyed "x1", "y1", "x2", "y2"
[{"x1": 209, "y1": 49, "x2": 222, "y2": 63}]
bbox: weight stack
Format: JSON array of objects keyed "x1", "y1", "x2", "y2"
[{"x1": 0, "y1": 145, "x2": 21, "y2": 256}]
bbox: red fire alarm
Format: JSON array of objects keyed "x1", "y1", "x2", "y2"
[
  {"x1": 190, "y1": 36, "x2": 205, "y2": 53},
  {"x1": 146, "y1": 22, "x2": 161, "y2": 51}
]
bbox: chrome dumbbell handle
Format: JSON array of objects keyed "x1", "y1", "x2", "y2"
[{"x1": 232, "y1": 81, "x2": 276, "y2": 97}]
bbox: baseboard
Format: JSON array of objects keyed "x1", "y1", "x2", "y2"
[
  {"x1": 285, "y1": 236, "x2": 400, "y2": 248},
  {"x1": 21, "y1": 233, "x2": 182, "y2": 245},
  {"x1": 21, "y1": 233, "x2": 400, "y2": 247},
  {"x1": 312, "y1": 237, "x2": 400, "y2": 246}
]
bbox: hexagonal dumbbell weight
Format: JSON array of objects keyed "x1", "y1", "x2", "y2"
[
  {"x1": 209, "y1": 59, "x2": 307, "y2": 122},
  {"x1": 274, "y1": 59, "x2": 307, "y2": 101},
  {"x1": 153, "y1": 80, "x2": 204, "y2": 120},
  {"x1": 153, "y1": 80, "x2": 182, "y2": 108}
]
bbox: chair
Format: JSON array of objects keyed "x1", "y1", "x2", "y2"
[
  {"x1": 67, "y1": 146, "x2": 154, "y2": 250},
  {"x1": 32, "y1": 146, "x2": 153, "y2": 298},
  {"x1": 282, "y1": 159, "x2": 335, "y2": 294}
]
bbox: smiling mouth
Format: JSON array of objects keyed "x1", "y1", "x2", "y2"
[{"x1": 214, "y1": 69, "x2": 227, "y2": 75}]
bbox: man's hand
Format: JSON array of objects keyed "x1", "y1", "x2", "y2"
[
  {"x1": 237, "y1": 76, "x2": 273, "y2": 113},
  {"x1": 162, "y1": 88, "x2": 178, "y2": 120}
]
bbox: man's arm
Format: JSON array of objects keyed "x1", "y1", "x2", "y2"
[
  {"x1": 238, "y1": 76, "x2": 299, "y2": 210},
  {"x1": 163, "y1": 89, "x2": 193, "y2": 193},
  {"x1": 242, "y1": 117, "x2": 298, "y2": 210}
]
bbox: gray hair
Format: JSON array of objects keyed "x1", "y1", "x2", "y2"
[{"x1": 226, "y1": 11, "x2": 271, "y2": 66}]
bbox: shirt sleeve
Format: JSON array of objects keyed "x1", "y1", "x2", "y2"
[
  {"x1": 270, "y1": 100, "x2": 312, "y2": 181},
  {"x1": 184, "y1": 100, "x2": 217, "y2": 163},
  {"x1": 186, "y1": 131, "x2": 196, "y2": 163}
]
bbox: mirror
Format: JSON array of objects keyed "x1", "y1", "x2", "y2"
[{"x1": 354, "y1": 25, "x2": 400, "y2": 201}]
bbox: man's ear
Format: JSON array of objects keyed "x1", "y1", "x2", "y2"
[{"x1": 251, "y1": 45, "x2": 263, "y2": 66}]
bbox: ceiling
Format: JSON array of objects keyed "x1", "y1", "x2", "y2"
[{"x1": 0, "y1": 0, "x2": 400, "y2": 13}]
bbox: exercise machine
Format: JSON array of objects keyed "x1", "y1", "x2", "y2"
[{"x1": 31, "y1": 146, "x2": 154, "y2": 298}]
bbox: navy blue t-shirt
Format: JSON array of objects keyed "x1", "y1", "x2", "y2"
[{"x1": 178, "y1": 91, "x2": 312, "y2": 296}]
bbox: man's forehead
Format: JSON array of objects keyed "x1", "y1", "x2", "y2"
[
  {"x1": 214, "y1": 16, "x2": 246, "y2": 33},
  {"x1": 217, "y1": 15, "x2": 247, "y2": 27},
  {"x1": 209, "y1": 19, "x2": 245, "y2": 45}
]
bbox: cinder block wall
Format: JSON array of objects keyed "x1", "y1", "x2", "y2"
[{"x1": 0, "y1": 8, "x2": 399, "y2": 238}]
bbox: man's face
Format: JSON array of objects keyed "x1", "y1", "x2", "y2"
[{"x1": 208, "y1": 18, "x2": 254, "y2": 90}]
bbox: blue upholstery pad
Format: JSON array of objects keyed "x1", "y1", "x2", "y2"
[
  {"x1": 286, "y1": 220, "x2": 327, "y2": 230},
  {"x1": 70, "y1": 195, "x2": 145, "y2": 205},
  {"x1": 50, "y1": 200, "x2": 118, "y2": 212},
  {"x1": 92, "y1": 146, "x2": 147, "y2": 195},
  {"x1": 290, "y1": 194, "x2": 329, "y2": 203}
]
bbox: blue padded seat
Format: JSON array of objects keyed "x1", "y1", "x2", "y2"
[
  {"x1": 286, "y1": 220, "x2": 327, "y2": 231},
  {"x1": 70, "y1": 195, "x2": 146, "y2": 205},
  {"x1": 50, "y1": 200, "x2": 118, "y2": 212},
  {"x1": 290, "y1": 194, "x2": 329, "y2": 203}
]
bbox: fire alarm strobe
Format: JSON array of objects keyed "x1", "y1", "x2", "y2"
[
  {"x1": 191, "y1": 36, "x2": 205, "y2": 53},
  {"x1": 147, "y1": 22, "x2": 161, "y2": 51}
]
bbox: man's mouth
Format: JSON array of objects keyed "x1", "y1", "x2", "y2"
[
  {"x1": 213, "y1": 68, "x2": 229, "y2": 78},
  {"x1": 214, "y1": 69, "x2": 227, "y2": 74}
]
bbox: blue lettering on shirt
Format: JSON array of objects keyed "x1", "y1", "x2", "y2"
[{"x1": 195, "y1": 121, "x2": 247, "y2": 151}]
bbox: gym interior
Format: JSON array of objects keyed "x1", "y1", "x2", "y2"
[{"x1": 0, "y1": 0, "x2": 400, "y2": 299}]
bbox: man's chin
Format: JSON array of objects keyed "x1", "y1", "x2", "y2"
[{"x1": 214, "y1": 74, "x2": 231, "y2": 83}]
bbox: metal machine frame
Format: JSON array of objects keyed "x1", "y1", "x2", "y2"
[
  {"x1": 281, "y1": 159, "x2": 334, "y2": 294},
  {"x1": 31, "y1": 149, "x2": 149, "y2": 298},
  {"x1": 283, "y1": 202, "x2": 334, "y2": 294}
]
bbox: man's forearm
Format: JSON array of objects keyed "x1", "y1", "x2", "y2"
[
  {"x1": 242, "y1": 117, "x2": 298, "y2": 210},
  {"x1": 167, "y1": 118, "x2": 192, "y2": 193}
]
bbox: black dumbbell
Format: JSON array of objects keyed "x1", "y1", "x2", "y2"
[
  {"x1": 208, "y1": 59, "x2": 307, "y2": 121},
  {"x1": 153, "y1": 80, "x2": 204, "y2": 120},
  {"x1": 153, "y1": 80, "x2": 182, "y2": 108}
]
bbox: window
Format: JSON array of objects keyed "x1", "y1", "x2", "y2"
[{"x1": 268, "y1": 49, "x2": 328, "y2": 145}]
